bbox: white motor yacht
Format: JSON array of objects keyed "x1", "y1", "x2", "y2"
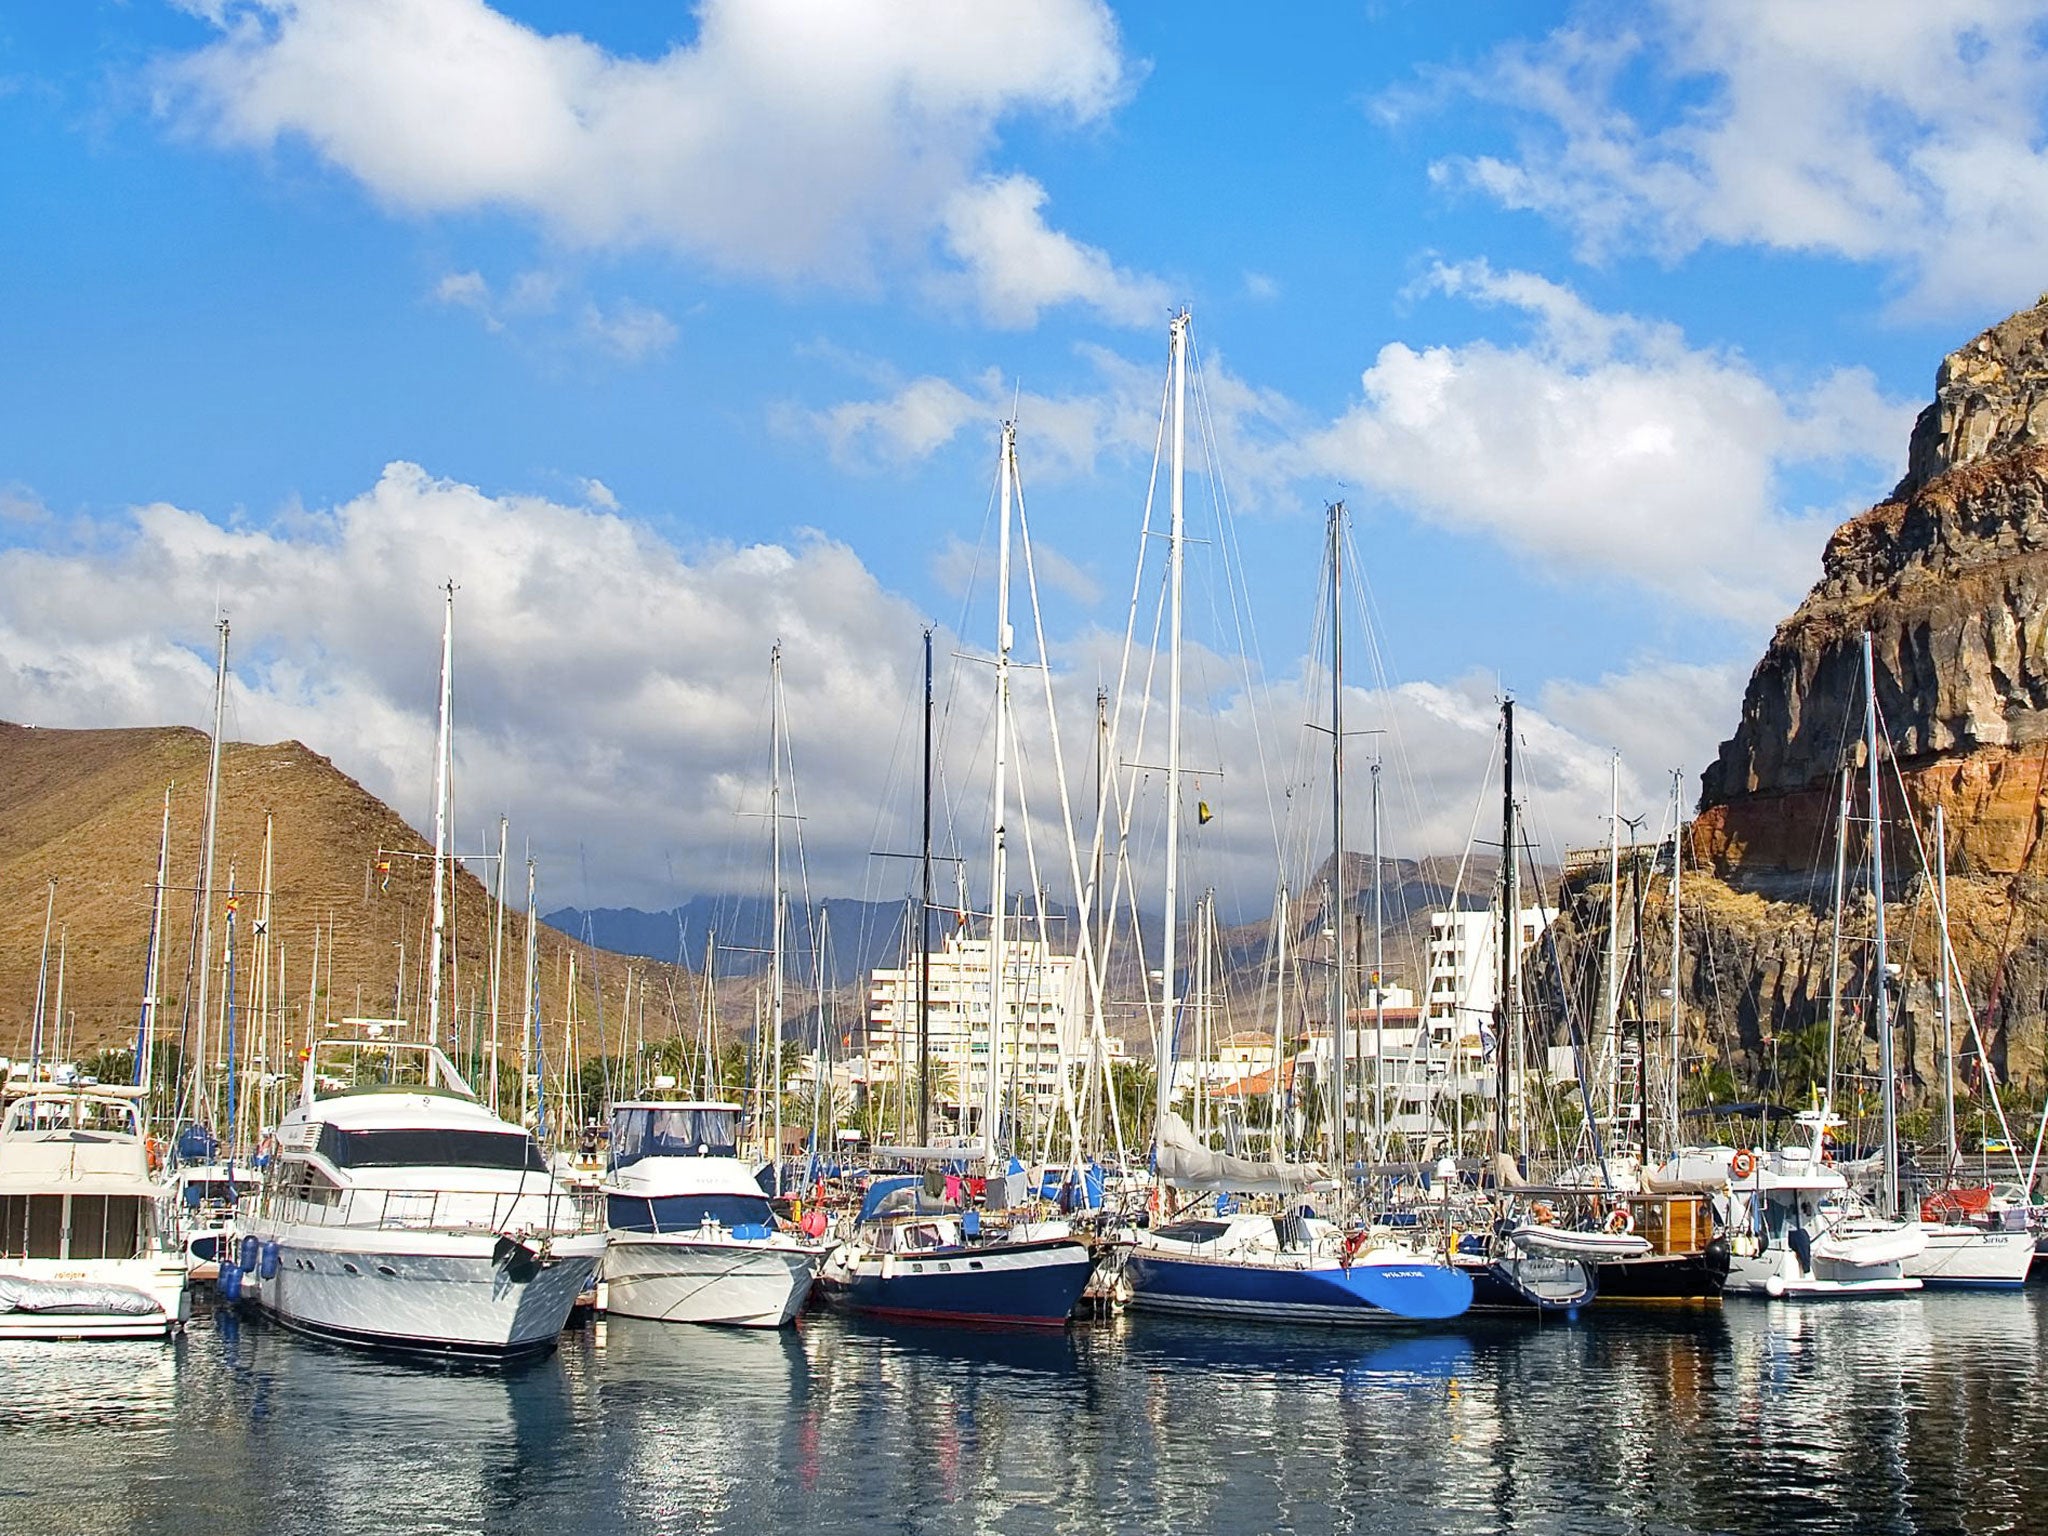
[
  {"x1": 1724, "y1": 1143, "x2": 1923, "y2": 1299},
  {"x1": 600, "y1": 1100, "x2": 823, "y2": 1328},
  {"x1": 247, "y1": 1037, "x2": 604, "y2": 1356},
  {"x1": 0, "y1": 1081, "x2": 190, "y2": 1339}
]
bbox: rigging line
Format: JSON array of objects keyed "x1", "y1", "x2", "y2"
[
  {"x1": 1012, "y1": 454, "x2": 1116, "y2": 1142},
  {"x1": 1186, "y1": 330, "x2": 1287, "y2": 874},
  {"x1": 1873, "y1": 708, "x2": 2025, "y2": 1178}
]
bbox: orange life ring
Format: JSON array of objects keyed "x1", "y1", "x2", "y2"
[
  {"x1": 1606, "y1": 1206, "x2": 1634, "y2": 1235},
  {"x1": 1730, "y1": 1149, "x2": 1757, "y2": 1180}
]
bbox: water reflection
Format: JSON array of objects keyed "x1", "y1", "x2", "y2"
[{"x1": 6, "y1": 1295, "x2": 2048, "y2": 1534}]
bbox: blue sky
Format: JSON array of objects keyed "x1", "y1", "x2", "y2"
[{"x1": 2, "y1": 1, "x2": 2042, "y2": 917}]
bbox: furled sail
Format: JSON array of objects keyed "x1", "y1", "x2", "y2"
[{"x1": 1154, "y1": 1111, "x2": 1330, "y2": 1195}]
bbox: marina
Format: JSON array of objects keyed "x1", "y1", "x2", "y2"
[{"x1": 13, "y1": 6, "x2": 2048, "y2": 1534}]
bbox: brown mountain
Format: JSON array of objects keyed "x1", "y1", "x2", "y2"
[{"x1": 0, "y1": 721, "x2": 690, "y2": 1075}]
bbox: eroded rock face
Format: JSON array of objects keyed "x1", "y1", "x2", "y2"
[
  {"x1": 1699, "y1": 296, "x2": 2048, "y2": 879},
  {"x1": 1898, "y1": 297, "x2": 2048, "y2": 500}
]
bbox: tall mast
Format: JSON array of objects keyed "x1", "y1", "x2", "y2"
[
  {"x1": 1372, "y1": 758, "x2": 1386, "y2": 1158},
  {"x1": 1937, "y1": 802, "x2": 1958, "y2": 1179},
  {"x1": 1666, "y1": 771, "x2": 1684, "y2": 1145},
  {"x1": 1156, "y1": 309, "x2": 1189, "y2": 1154},
  {"x1": 136, "y1": 788, "x2": 172, "y2": 1097},
  {"x1": 986, "y1": 423, "x2": 1017, "y2": 1158},
  {"x1": 918, "y1": 625, "x2": 935, "y2": 1147},
  {"x1": 522, "y1": 857, "x2": 538, "y2": 1132},
  {"x1": 253, "y1": 814, "x2": 274, "y2": 1150},
  {"x1": 1604, "y1": 752, "x2": 1621, "y2": 1129},
  {"x1": 1863, "y1": 631, "x2": 1898, "y2": 1216},
  {"x1": 193, "y1": 617, "x2": 229, "y2": 1124},
  {"x1": 1494, "y1": 698, "x2": 1517, "y2": 1160},
  {"x1": 769, "y1": 642, "x2": 786, "y2": 1196},
  {"x1": 490, "y1": 815, "x2": 508, "y2": 1115},
  {"x1": 29, "y1": 879, "x2": 54, "y2": 1075},
  {"x1": 1327, "y1": 500, "x2": 1348, "y2": 1169},
  {"x1": 427, "y1": 581, "x2": 456, "y2": 1045},
  {"x1": 1823, "y1": 772, "x2": 1850, "y2": 1142}
]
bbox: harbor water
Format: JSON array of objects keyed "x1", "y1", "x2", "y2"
[{"x1": 6, "y1": 1292, "x2": 2046, "y2": 1535}]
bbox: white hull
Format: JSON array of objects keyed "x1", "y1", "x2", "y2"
[
  {"x1": 1726, "y1": 1251, "x2": 1921, "y2": 1299},
  {"x1": 1904, "y1": 1224, "x2": 2034, "y2": 1288},
  {"x1": 255, "y1": 1228, "x2": 602, "y2": 1354},
  {"x1": 602, "y1": 1235, "x2": 819, "y2": 1327},
  {"x1": 0, "y1": 1257, "x2": 190, "y2": 1340}
]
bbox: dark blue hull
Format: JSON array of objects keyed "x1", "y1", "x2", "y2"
[
  {"x1": 1123, "y1": 1250, "x2": 1473, "y2": 1325},
  {"x1": 824, "y1": 1239, "x2": 1095, "y2": 1327},
  {"x1": 1462, "y1": 1254, "x2": 1595, "y2": 1314}
]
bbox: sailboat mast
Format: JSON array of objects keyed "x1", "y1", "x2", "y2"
[
  {"x1": 489, "y1": 815, "x2": 508, "y2": 1115},
  {"x1": 193, "y1": 617, "x2": 229, "y2": 1124},
  {"x1": 1327, "y1": 500, "x2": 1348, "y2": 1170},
  {"x1": 1157, "y1": 310, "x2": 1188, "y2": 1155},
  {"x1": 137, "y1": 788, "x2": 172, "y2": 1096},
  {"x1": 1605, "y1": 753, "x2": 1621, "y2": 1129},
  {"x1": 986, "y1": 423, "x2": 1016, "y2": 1158},
  {"x1": 1937, "y1": 802, "x2": 1958, "y2": 1178},
  {"x1": 769, "y1": 642, "x2": 786, "y2": 1197},
  {"x1": 1494, "y1": 698, "x2": 1517, "y2": 1160},
  {"x1": 1666, "y1": 771, "x2": 1684, "y2": 1147},
  {"x1": 918, "y1": 625, "x2": 935, "y2": 1147},
  {"x1": 522, "y1": 857, "x2": 537, "y2": 1132},
  {"x1": 29, "y1": 880, "x2": 53, "y2": 1075},
  {"x1": 1372, "y1": 757, "x2": 1385, "y2": 1159},
  {"x1": 1862, "y1": 631, "x2": 1899, "y2": 1216},
  {"x1": 426, "y1": 582, "x2": 456, "y2": 1045}
]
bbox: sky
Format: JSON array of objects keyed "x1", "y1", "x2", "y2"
[{"x1": 2, "y1": 0, "x2": 2044, "y2": 924}]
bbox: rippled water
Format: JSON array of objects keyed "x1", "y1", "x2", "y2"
[{"x1": 4, "y1": 1290, "x2": 2046, "y2": 1535}]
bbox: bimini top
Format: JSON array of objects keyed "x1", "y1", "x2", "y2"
[{"x1": 857, "y1": 1174, "x2": 960, "y2": 1225}]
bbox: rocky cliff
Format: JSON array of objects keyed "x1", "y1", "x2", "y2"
[{"x1": 1678, "y1": 298, "x2": 2048, "y2": 1100}]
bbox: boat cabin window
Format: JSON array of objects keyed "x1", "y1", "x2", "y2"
[
  {"x1": 609, "y1": 1107, "x2": 738, "y2": 1165},
  {"x1": 0, "y1": 1194, "x2": 143, "y2": 1259},
  {"x1": 1152, "y1": 1220, "x2": 1232, "y2": 1245},
  {"x1": 607, "y1": 1193, "x2": 773, "y2": 1233},
  {"x1": 316, "y1": 1124, "x2": 545, "y2": 1173}
]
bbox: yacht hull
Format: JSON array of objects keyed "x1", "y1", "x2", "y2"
[
  {"x1": 1904, "y1": 1225, "x2": 2034, "y2": 1289},
  {"x1": 256, "y1": 1231, "x2": 602, "y2": 1355},
  {"x1": 1592, "y1": 1244, "x2": 1730, "y2": 1305},
  {"x1": 821, "y1": 1238, "x2": 1094, "y2": 1326},
  {"x1": 602, "y1": 1236, "x2": 818, "y2": 1327},
  {"x1": 1122, "y1": 1251, "x2": 1473, "y2": 1324}
]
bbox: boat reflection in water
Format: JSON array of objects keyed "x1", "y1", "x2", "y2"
[{"x1": 13, "y1": 1294, "x2": 2048, "y2": 1534}]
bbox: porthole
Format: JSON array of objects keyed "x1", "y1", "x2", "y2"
[
  {"x1": 377, "y1": 1265, "x2": 398, "y2": 1277},
  {"x1": 342, "y1": 1262, "x2": 360, "y2": 1275}
]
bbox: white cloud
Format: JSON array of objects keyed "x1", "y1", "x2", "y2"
[
  {"x1": 0, "y1": 463, "x2": 1730, "y2": 918},
  {"x1": 1303, "y1": 261, "x2": 1912, "y2": 621},
  {"x1": 0, "y1": 463, "x2": 930, "y2": 906},
  {"x1": 1426, "y1": 0, "x2": 2048, "y2": 313},
  {"x1": 162, "y1": 0, "x2": 1160, "y2": 324},
  {"x1": 578, "y1": 297, "x2": 677, "y2": 361},
  {"x1": 937, "y1": 174, "x2": 1170, "y2": 328},
  {"x1": 430, "y1": 268, "x2": 673, "y2": 360}
]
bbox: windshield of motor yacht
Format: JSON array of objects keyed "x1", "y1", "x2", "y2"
[
  {"x1": 606, "y1": 1192, "x2": 774, "y2": 1233},
  {"x1": 315, "y1": 1123, "x2": 546, "y2": 1173},
  {"x1": 2, "y1": 1090, "x2": 144, "y2": 1139},
  {"x1": 610, "y1": 1105, "x2": 738, "y2": 1165}
]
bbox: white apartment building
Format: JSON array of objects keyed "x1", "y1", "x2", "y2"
[{"x1": 864, "y1": 933, "x2": 1109, "y2": 1135}]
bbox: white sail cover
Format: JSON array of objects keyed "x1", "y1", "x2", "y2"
[{"x1": 1154, "y1": 1111, "x2": 1330, "y2": 1195}]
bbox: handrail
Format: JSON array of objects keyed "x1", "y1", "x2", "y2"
[{"x1": 280, "y1": 1184, "x2": 604, "y2": 1238}]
